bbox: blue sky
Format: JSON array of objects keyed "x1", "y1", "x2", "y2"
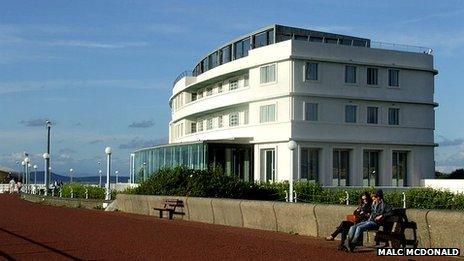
[{"x1": 1, "y1": 0, "x2": 463, "y2": 177}]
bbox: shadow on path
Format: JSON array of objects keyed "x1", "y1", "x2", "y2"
[{"x1": 0, "y1": 227, "x2": 83, "y2": 260}]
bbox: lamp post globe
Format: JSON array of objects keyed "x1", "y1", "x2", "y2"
[
  {"x1": 105, "y1": 147, "x2": 112, "y2": 155},
  {"x1": 69, "y1": 168, "x2": 74, "y2": 183},
  {"x1": 43, "y1": 153, "x2": 50, "y2": 159},
  {"x1": 287, "y1": 140, "x2": 297, "y2": 150},
  {"x1": 21, "y1": 161, "x2": 25, "y2": 166}
]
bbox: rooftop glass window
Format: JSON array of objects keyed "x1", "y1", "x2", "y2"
[
  {"x1": 294, "y1": 35, "x2": 308, "y2": 41},
  {"x1": 254, "y1": 31, "x2": 268, "y2": 48},
  {"x1": 353, "y1": 39, "x2": 367, "y2": 47},
  {"x1": 209, "y1": 52, "x2": 218, "y2": 69},
  {"x1": 324, "y1": 38, "x2": 338, "y2": 44},
  {"x1": 340, "y1": 39, "x2": 352, "y2": 46},
  {"x1": 234, "y1": 37, "x2": 250, "y2": 59},
  {"x1": 309, "y1": 36, "x2": 323, "y2": 42},
  {"x1": 267, "y1": 29, "x2": 274, "y2": 44},
  {"x1": 220, "y1": 45, "x2": 231, "y2": 64}
]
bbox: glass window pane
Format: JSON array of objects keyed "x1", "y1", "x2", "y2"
[
  {"x1": 345, "y1": 105, "x2": 357, "y2": 123},
  {"x1": 267, "y1": 29, "x2": 274, "y2": 44},
  {"x1": 345, "y1": 65, "x2": 357, "y2": 83},
  {"x1": 367, "y1": 107, "x2": 378, "y2": 124},
  {"x1": 388, "y1": 108, "x2": 399, "y2": 125},
  {"x1": 305, "y1": 62, "x2": 318, "y2": 81},
  {"x1": 389, "y1": 69, "x2": 399, "y2": 86},
  {"x1": 305, "y1": 103, "x2": 318, "y2": 121},
  {"x1": 254, "y1": 31, "x2": 268, "y2": 48}
]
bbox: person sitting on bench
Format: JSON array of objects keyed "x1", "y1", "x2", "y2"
[
  {"x1": 325, "y1": 192, "x2": 372, "y2": 251},
  {"x1": 344, "y1": 189, "x2": 392, "y2": 252}
]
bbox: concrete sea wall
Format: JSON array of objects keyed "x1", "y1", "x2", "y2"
[
  {"x1": 113, "y1": 194, "x2": 464, "y2": 255},
  {"x1": 22, "y1": 194, "x2": 107, "y2": 210}
]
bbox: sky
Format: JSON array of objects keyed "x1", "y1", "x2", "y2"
[{"x1": 0, "y1": 0, "x2": 463, "y2": 177}]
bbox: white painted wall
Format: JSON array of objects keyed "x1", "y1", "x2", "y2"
[{"x1": 422, "y1": 179, "x2": 464, "y2": 193}]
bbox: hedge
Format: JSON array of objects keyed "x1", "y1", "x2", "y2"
[
  {"x1": 58, "y1": 183, "x2": 106, "y2": 199},
  {"x1": 128, "y1": 167, "x2": 464, "y2": 211}
]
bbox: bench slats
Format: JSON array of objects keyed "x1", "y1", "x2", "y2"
[{"x1": 154, "y1": 199, "x2": 185, "y2": 220}]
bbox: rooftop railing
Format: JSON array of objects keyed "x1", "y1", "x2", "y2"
[
  {"x1": 370, "y1": 41, "x2": 432, "y2": 54},
  {"x1": 173, "y1": 70, "x2": 192, "y2": 87}
]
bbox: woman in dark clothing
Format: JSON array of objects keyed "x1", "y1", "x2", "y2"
[{"x1": 325, "y1": 192, "x2": 372, "y2": 249}]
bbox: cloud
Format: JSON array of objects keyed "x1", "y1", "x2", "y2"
[
  {"x1": 438, "y1": 136, "x2": 464, "y2": 147},
  {"x1": 0, "y1": 78, "x2": 168, "y2": 95},
  {"x1": 88, "y1": 139, "x2": 103, "y2": 145},
  {"x1": 118, "y1": 137, "x2": 167, "y2": 150},
  {"x1": 129, "y1": 119, "x2": 155, "y2": 128},
  {"x1": 19, "y1": 118, "x2": 52, "y2": 127},
  {"x1": 46, "y1": 40, "x2": 149, "y2": 49}
]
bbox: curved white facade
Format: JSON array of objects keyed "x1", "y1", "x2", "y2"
[{"x1": 163, "y1": 25, "x2": 437, "y2": 187}]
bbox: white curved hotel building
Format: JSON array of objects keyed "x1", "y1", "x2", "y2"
[{"x1": 131, "y1": 25, "x2": 437, "y2": 187}]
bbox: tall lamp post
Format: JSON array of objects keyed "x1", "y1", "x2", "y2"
[
  {"x1": 287, "y1": 140, "x2": 297, "y2": 203},
  {"x1": 69, "y1": 168, "x2": 74, "y2": 183},
  {"x1": 45, "y1": 121, "x2": 52, "y2": 195},
  {"x1": 115, "y1": 170, "x2": 119, "y2": 184},
  {"x1": 42, "y1": 153, "x2": 50, "y2": 196},
  {"x1": 33, "y1": 165, "x2": 37, "y2": 185},
  {"x1": 21, "y1": 160, "x2": 26, "y2": 183},
  {"x1": 105, "y1": 147, "x2": 112, "y2": 201},
  {"x1": 98, "y1": 169, "x2": 103, "y2": 187}
]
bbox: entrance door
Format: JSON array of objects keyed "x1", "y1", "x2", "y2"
[
  {"x1": 333, "y1": 149, "x2": 349, "y2": 186},
  {"x1": 261, "y1": 149, "x2": 275, "y2": 182}
]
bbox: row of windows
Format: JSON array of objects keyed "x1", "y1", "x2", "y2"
[
  {"x1": 189, "y1": 74, "x2": 249, "y2": 103},
  {"x1": 305, "y1": 103, "x2": 400, "y2": 125},
  {"x1": 299, "y1": 149, "x2": 407, "y2": 187},
  {"x1": 306, "y1": 62, "x2": 400, "y2": 87},
  {"x1": 192, "y1": 29, "x2": 275, "y2": 76},
  {"x1": 191, "y1": 110, "x2": 249, "y2": 134}
]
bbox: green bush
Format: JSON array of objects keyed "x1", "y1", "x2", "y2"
[
  {"x1": 59, "y1": 183, "x2": 105, "y2": 199},
  {"x1": 129, "y1": 167, "x2": 464, "y2": 211}
]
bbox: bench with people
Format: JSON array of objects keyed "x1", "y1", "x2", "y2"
[{"x1": 326, "y1": 189, "x2": 418, "y2": 252}]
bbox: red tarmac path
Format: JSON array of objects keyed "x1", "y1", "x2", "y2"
[{"x1": 0, "y1": 194, "x2": 456, "y2": 260}]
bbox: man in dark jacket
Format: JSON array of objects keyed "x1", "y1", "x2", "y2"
[{"x1": 344, "y1": 189, "x2": 392, "y2": 251}]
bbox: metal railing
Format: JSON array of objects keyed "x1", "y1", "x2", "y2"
[
  {"x1": 173, "y1": 70, "x2": 192, "y2": 87},
  {"x1": 370, "y1": 41, "x2": 432, "y2": 54}
]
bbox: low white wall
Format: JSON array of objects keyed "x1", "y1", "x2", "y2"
[{"x1": 421, "y1": 179, "x2": 464, "y2": 193}]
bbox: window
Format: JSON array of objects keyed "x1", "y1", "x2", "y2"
[
  {"x1": 254, "y1": 31, "x2": 268, "y2": 48},
  {"x1": 217, "y1": 83, "x2": 223, "y2": 93},
  {"x1": 206, "y1": 87, "x2": 212, "y2": 96},
  {"x1": 353, "y1": 40, "x2": 367, "y2": 47},
  {"x1": 333, "y1": 149, "x2": 349, "y2": 186},
  {"x1": 260, "y1": 104, "x2": 276, "y2": 123},
  {"x1": 305, "y1": 62, "x2": 318, "y2": 81},
  {"x1": 244, "y1": 109, "x2": 249, "y2": 124},
  {"x1": 301, "y1": 148, "x2": 319, "y2": 181},
  {"x1": 191, "y1": 123, "x2": 197, "y2": 133},
  {"x1": 206, "y1": 118, "x2": 213, "y2": 130},
  {"x1": 340, "y1": 39, "x2": 352, "y2": 46},
  {"x1": 367, "y1": 107, "x2": 378, "y2": 124},
  {"x1": 244, "y1": 74, "x2": 249, "y2": 87},
  {"x1": 388, "y1": 108, "x2": 400, "y2": 125},
  {"x1": 233, "y1": 37, "x2": 250, "y2": 59},
  {"x1": 345, "y1": 105, "x2": 357, "y2": 123},
  {"x1": 220, "y1": 45, "x2": 231, "y2": 64},
  {"x1": 218, "y1": 115, "x2": 223, "y2": 128},
  {"x1": 260, "y1": 64, "x2": 276, "y2": 84},
  {"x1": 191, "y1": 93, "x2": 197, "y2": 102},
  {"x1": 309, "y1": 36, "x2": 323, "y2": 42},
  {"x1": 197, "y1": 90, "x2": 203, "y2": 99},
  {"x1": 209, "y1": 52, "x2": 218, "y2": 69},
  {"x1": 392, "y1": 151, "x2": 407, "y2": 186},
  {"x1": 324, "y1": 38, "x2": 337, "y2": 44},
  {"x1": 197, "y1": 121, "x2": 203, "y2": 132},
  {"x1": 389, "y1": 69, "x2": 399, "y2": 87},
  {"x1": 363, "y1": 151, "x2": 379, "y2": 186},
  {"x1": 229, "y1": 80, "x2": 238, "y2": 90},
  {"x1": 229, "y1": 112, "x2": 239, "y2": 126},
  {"x1": 345, "y1": 65, "x2": 357, "y2": 84},
  {"x1": 367, "y1": 68, "x2": 378, "y2": 85},
  {"x1": 305, "y1": 103, "x2": 318, "y2": 121}
]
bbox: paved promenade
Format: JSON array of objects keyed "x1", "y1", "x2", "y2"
[{"x1": 0, "y1": 194, "x2": 453, "y2": 260}]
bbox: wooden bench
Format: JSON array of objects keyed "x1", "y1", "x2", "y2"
[
  {"x1": 154, "y1": 199, "x2": 185, "y2": 220},
  {"x1": 373, "y1": 208, "x2": 418, "y2": 248}
]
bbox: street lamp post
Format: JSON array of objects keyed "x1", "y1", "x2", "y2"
[
  {"x1": 98, "y1": 170, "x2": 103, "y2": 187},
  {"x1": 33, "y1": 165, "x2": 37, "y2": 185},
  {"x1": 45, "y1": 121, "x2": 52, "y2": 195},
  {"x1": 115, "y1": 170, "x2": 119, "y2": 184},
  {"x1": 287, "y1": 140, "x2": 297, "y2": 203},
  {"x1": 21, "y1": 161, "x2": 25, "y2": 190},
  {"x1": 105, "y1": 147, "x2": 112, "y2": 201},
  {"x1": 69, "y1": 168, "x2": 74, "y2": 183},
  {"x1": 42, "y1": 153, "x2": 50, "y2": 196}
]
